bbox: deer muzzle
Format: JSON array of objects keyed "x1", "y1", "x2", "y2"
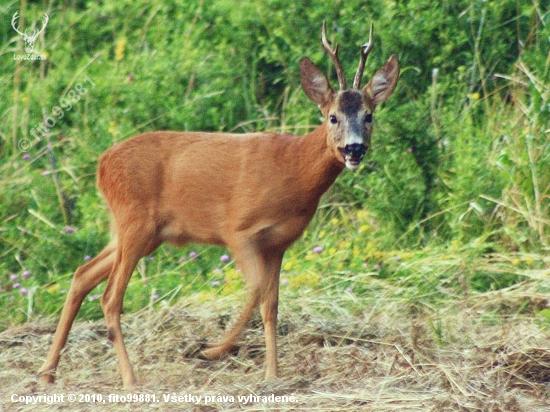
[{"x1": 340, "y1": 143, "x2": 367, "y2": 169}]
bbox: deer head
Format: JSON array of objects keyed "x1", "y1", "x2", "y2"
[
  {"x1": 12, "y1": 11, "x2": 49, "y2": 54},
  {"x1": 300, "y1": 21, "x2": 400, "y2": 170}
]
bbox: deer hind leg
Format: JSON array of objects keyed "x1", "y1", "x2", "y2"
[
  {"x1": 38, "y1": 240, "x2": 117, "y2": 384},
  {"x1": 259, "y1": 250, "x2": 283, "y2": 380},
  {"x1": 100, "y1": 223, "x2": 159, "y2": 389}
]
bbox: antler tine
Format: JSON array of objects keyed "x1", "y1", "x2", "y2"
[
  {"x1": 352, "y1": 23, "x2": 374, "y2": 89},
  {"x1": 321, "y1": 20, "x2": 347, "y2": 90}
]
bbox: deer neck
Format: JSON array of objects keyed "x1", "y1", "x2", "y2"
[{"x1": 295, "y1": 123, "x2": 345, "y2": 198}]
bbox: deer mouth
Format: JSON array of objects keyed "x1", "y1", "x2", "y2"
[
  {"x1": 344, "y1": 156, "x2": 362, "y2": 168},
  {"x1": 339, "y1": 144, "x2": 367, "y2": 169}
]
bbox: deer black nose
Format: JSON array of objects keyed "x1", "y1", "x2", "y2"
[{"x1": 342, "y1": 143, "x2": 367, "y2": 159}]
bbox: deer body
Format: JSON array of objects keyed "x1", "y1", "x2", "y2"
[
  {"x1": 100, "y1": 128, "x2": 342, "y2": 253},
  {"x1": 38, "y1": 22, "x2": 399, "y2": 388}
]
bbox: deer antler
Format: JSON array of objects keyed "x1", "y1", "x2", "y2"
[
  {"x1": 11, "y1": 11, "x2": 25, "y2": 36},
  {"x1": 321, "y1": 20, "x2": 347, "y2": 90},
  {"x1": 353, "y1": 23, "x2": 374, "y2": 90}
]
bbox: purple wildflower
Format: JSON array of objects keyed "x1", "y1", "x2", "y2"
[
  {"x1": 211, "y1": 280, "x2": 221, "y2": 287},
  {"x1": 313, "y1": 246, "x2": 324, "y2": 254},
  {"x1": 20, "y1": 288, "x2": 29, "y2": 296},
  {"x1": 188, "y1": 251, "x2": 198, "y2": 259},
  {"x1": 84, "y1": 255, "x2": 92, "y2": 261},
  {"x1": 22, "y1": 153, "x2": 31, "y2": 160},
  {"x1": 22, "y1": 270, "x2": 31, "y2": 279},
  {"x1": 13, "y1": 282, "x2": 21, "y2": 289},
  {"x1": 10, "y1": 274, "x2": 17, "y2": 281},
  {"x1": 220, "y1": 254, "x2": 231, "y2": 263},
  {"x1": 64, "y1": 226, "x2": 75, "y2": 234}
]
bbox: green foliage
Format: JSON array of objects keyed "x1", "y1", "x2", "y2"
[{"x1": 0, "y1": 0, "x2": 548, "y2": 330}]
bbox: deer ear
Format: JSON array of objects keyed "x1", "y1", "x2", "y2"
[
  {"x1": 363, "y1": 55, "x2": 400, "y2": 106},
  {"x1": 300, "y1": 57, "x2": 334, "y2": 107}
]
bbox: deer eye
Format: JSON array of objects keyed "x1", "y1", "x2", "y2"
[
  {"x1": 329, "y1": 115, "x2": 338, "y2": 124},
  {"x1": 364, "y1": 114, "x2": 373, "y2": 123}
]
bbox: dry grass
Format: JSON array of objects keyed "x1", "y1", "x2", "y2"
[{"x1": 1, "y1": 282, "x2": 550, "y2": 411}]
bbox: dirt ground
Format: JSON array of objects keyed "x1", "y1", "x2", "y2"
[{"x1": 2, "y1": 285, "x2": 550, "y2": 411}]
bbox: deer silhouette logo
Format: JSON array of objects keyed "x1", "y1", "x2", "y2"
[{"x1": 12, "y1": 11, "x2": 49, "y2": 54}]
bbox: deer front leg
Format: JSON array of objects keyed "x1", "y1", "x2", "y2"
[
  {"x1": 201, "y1": 242, "x2": 265, "y2": 360},
  {"x1": 201, "y1": 289, "x2": 261, "y2": 360},
  {"x1": 202, "y1": 242, "x2": 284, "y2": 380}
]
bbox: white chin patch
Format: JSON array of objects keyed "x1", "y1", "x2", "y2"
[{"x1": 344, "y1": 157, "x2": 362, "y2": 170}]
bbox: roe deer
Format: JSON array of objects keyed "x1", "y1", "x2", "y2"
[{"x1": 38, "y1": 21, "x2": 399, "y2": 388}]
